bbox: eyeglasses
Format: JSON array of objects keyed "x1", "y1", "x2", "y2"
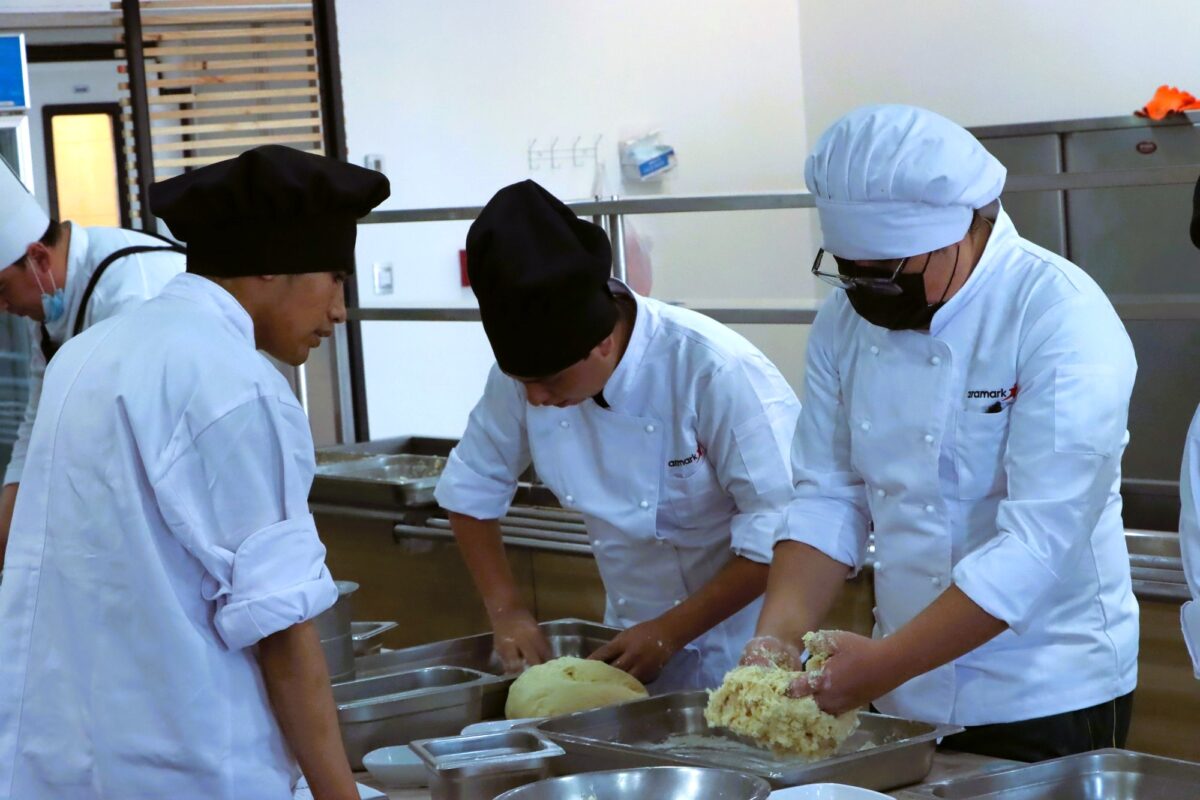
[{"x1": 811, "y1": 249, "x2": 908, "y2": 296}]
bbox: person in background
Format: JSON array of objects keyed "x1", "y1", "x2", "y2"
[
  {"x1": 0, "y1": 162, "x2": 184, "y2": 571},
  {"x1": 436, "y1": 180, "x2": 799, "y2": 691},
  {"x1": 0, "y1": 145, "x2": 388, "y2": 800},
  {"x1": 747, "y1": 105, "x2": 1139, "y2": 761},
  {"x1": 1179, "y1": 174, "x2": 1200, "y2": 680}
]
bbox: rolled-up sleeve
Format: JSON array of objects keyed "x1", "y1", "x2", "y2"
[
  {"x1": 1179, "y1": 406, "x2": 1200, "y2": 678},
  {"x1": 434, "y1": 364, "x2": 532, "y2": 520},
  {"x1": 781, "y1": 302, "x2": 869, "y2": 569},
  {"x1": 953, "y1": 295, "x2": 1136, "y2": 634},
  {"x1": 153, "y1": 394, "x2": 337, "y2": 651},
  {"x1": 696, "y1": 353, "x2": 800, "y2": 564}
]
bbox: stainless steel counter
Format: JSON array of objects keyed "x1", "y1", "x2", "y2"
[
  {"x1": 968, "y1": 110, "x2": 1200, "y2": 139},
  {"x1": 312, "y1": 439, "x2": 1191, "y2": 604}
]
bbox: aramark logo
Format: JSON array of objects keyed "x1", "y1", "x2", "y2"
[
  {"x1": 668, "y1": 444, "x2": 706, "y2": 468},
  {"x1": 966, "y1": 388, "x2": 1012, "y2": 399},
  {"x1": 967, "y1": 383, "x2": 1020, "y2": 412}
]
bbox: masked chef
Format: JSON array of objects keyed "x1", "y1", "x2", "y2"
[
  {"x1": 0, "y1": 145, "x2": 388, "y2": 800},
  {"x1": 1180, "y1": 174, "x2": 1200, "y2": 680},
  {"x1": 434, "y1": 180, "x2": 799, "y2": 691},
  {"x1": 0, "y1": 162, "x2": 184, "y2": 571},
  {"x1": 747, "y1": 105, "x2": 1139, "y2": 761}
]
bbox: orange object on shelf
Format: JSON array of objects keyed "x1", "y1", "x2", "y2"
[{"x1": 1136, "y1": 85, "x2": 1200, "y2": 120}]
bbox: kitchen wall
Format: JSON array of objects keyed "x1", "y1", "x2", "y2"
[
  {"x1": 796, "y1": 0, "x2": 1200, "y2": 135},
  {"x1": 13, "y1": 2, "x2": 1197, "y2": 442},
  {"x1": 337, "y1": 0, "x2": 819, "y2": 438}
]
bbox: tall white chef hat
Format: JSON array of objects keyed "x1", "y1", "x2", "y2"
[
  {"x1": 0, "y1": 160, "x2": 49, "y2": 267},
  {"x1": 805, "y1": 104, "x2": 1006, "y2": 261}
]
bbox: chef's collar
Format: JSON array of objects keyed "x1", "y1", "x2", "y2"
[
  {"x1": 928, "y1": 204, "x2": 1011, "y2": 337},
  {"x1": 43, "y1": 223, "x2": 87, "y2": 344},
  {"x1": 594, "y1": 279, "x2": 650, "y2": 412},
  {"x1": 160, "y1": 272, "x2": 256, "y2": 347}
]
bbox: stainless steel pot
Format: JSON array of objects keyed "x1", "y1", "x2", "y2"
[
  {"x1": 316, "y1": 580, "x2": 358, "y2": 639},
  {"x1": 317, "y1": 581, "x2": 359, "y2": 682}
]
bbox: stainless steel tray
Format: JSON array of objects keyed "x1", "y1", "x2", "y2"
[
  {"x1": 333, "y1": 665, "x2": 506, "y2": 769},
  {"x1": 312, "y1": 453, "x2": 447, "y2": 508},
  {"x1": 532, "y1": 690, "x2": 962, "y2": 791},
  {"x1": 352, "y1": 620, "x2": 398, "y2": 656},
  {"x1": 905, "y1": 748, "x2": 1200, "y2": 799},
  {"x1": 351, "y1": 618, "x2": 622, "y2": 718},
  {"x1": 412, "y1": 729, "x2": 564, "y2": 774},
  {"x1": 412, "y1": 730, "x2": 564, "y2": 800}
]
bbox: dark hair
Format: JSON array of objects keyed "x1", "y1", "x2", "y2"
[
  {"x1": 9, "y1": 220, "x2": 64, "y2": 268},
  {"x1": 38, "y1": 219, "x2": 64, "y2": 249}
]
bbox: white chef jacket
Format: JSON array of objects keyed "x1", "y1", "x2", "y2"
[
  {"x1": 0, "y1": 273, "x2": 337, "y2": 800},
  {"x1": 1180, "y1": 407, "x2": 1200, "y2": 678},
  {"x1": 785, "y1": 208, "x2": 1139, "y2": 726},
  {"x1": 435, "y1": 281, "x2": 800, "y2": 691},
  {"x1": 4, "y1": 224, "x2": 184, "y2": 486}
]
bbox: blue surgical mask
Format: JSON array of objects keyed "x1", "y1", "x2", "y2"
[
  {"x1": 42, "y1": 288, "x2": 65, "y2": 323},
  {"x1": 30, "y1": 262, "x2": 66, "y2": 323}
]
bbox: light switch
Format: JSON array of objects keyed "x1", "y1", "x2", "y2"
[
  {"x1": 364, "y1": 153, "x2": 385, "y2": 173},
  {"x1": 372, "y1": 262, "x2": 394, "y2": 295}
]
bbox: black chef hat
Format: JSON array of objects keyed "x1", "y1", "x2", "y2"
[
  {"x1": 1192, "y1": 173, "x2": 1200, "y2": 249},
  {"x1": 149, "y1": 145, "x2": 390, "y2": 277},
  {"x1": 466, "y1": 180, "x2": 616, "y2": 378}
]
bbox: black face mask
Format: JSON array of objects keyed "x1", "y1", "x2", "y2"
[{"x1": 845, "y1": 244, "x2": 961, "y2": 331}]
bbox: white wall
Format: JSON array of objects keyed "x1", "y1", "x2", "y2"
[
  {"x1": 338, "y1": 0, "x2": 819, "y2": 439},
  {"x1": 797, "y1": 0, "x2": 1200, "y2": 138}
]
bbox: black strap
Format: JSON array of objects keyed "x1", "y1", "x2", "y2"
[{"x1": 39, "y1": 238, "x2": 185, "y2": 363}]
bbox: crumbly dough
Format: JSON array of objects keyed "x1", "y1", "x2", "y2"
[
  {"x1": 704, "y1": 631, "x2": 859, "y2": 758},
  {"x1": 505, "y1": 656, "x2": 648, "y2": 719}
]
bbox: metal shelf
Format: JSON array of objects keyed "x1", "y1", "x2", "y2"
[{"x1": 358, "y1": 166, "x2": 1200, "y2": 228}]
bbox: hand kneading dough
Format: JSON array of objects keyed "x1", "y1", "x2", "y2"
[
  {"x1": 704, "y1": 631, "x2": 859, "y2": 758},
  {"x1": 505, "y1": 656, "x2": 648, "y2": 719}
]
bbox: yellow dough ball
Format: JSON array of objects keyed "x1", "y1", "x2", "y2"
[{"x1": 505, "y1": 656, "x2": 649, "y2": 720}]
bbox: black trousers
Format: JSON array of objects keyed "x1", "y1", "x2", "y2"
[{"x1": 939, "y1": 691, "x2": 1134, "y2": 762}]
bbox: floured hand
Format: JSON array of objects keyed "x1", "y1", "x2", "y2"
[
  {"x1": 786, "y1": 630, "x2": 900, "y2": 716},
  {"x1": 589, "y1": 618, "x2": 680, "y2": 684},
  {"x1": 739, "y1": 635, "x2": 803, "y2": 670},
  {"x1": 491, "y1": 607, "x2": 552, "y2": 674}
]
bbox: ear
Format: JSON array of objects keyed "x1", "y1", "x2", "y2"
[
  {"x1": 595, "y1": 332, "x2": 616, "y2": 359},
  {"x1": 23, "y1": 242, "x2": 51, "y2": 272}
]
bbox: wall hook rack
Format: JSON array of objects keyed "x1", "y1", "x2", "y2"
[{"x1": 528, "y1": 134, "x2": 603, "y2": 170}]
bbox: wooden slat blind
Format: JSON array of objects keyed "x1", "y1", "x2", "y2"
[{"x1": 114, "y1": 1, "x2": 325, "y2": 228}]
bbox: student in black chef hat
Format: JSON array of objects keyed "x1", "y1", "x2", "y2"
[
  {"x1": 434, "y1": 180, "x2": 800, "y2": 693},
  {"x1": 0, "y1": 145, "x2": 388, "y2": 800},
  {"x1": 152, "y1": 144, "x2": 390, "y2": 364}
]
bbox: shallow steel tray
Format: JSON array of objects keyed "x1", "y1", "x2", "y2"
[
  {"x1": 351, "y1": 618, "x2": 622, "y2": 718},
  {"x1": 332, "y1": 665, "x2": 506, "y2": 769},
  {"x1": 532, "y1": 690, "x2": 962, "y2": 791},
  {"x1": 312, "y1": 453, "x2": 447, "y2": 508},
  {"x1": 905, "y1": 748, "x2": 1200, "y2": 799}
]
